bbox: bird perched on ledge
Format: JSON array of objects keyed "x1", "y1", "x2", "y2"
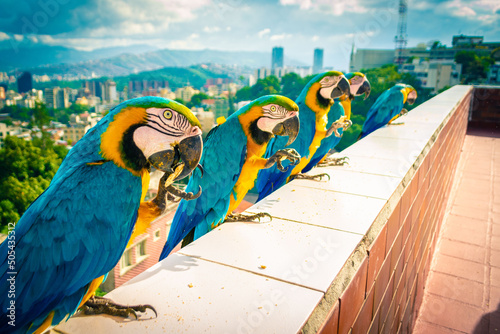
[
  {"x1": 0, "y1": 97, "x2": 203, "y2": 333},
  {"x1": 359, "y1": 83, "x2": 417, "y2": 139},
  {"x1": 301, "y1": 72, "x2": 371, "y2": 172},
  {"x1": 159, "y1": 95, "x2": 300, "y2": 260},
  {"x1": 254, "y1": 71, "x2": 350, "y2": 201}
]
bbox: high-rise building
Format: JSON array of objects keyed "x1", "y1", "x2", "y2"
[
  {"x1": 17, "y1": 72, "x2": 33, "y2": 94},
  {"x1": 102, "y1": 80, "x2": 118, "y2": 102},
  {"x1": 45, "y1": 87, "x2": 70, "y2": 109},
  {"x1": 44, "y1": 88, "x2": 56, "y2": 108},
  {"x1": 349, "y1": 48, "x2": 395, "y2": 72},
  {"x1": 313, "y1": 49, "x2": 324, "y2": 74},
  {"x1": 272, "y1": 47, "x2": 284, "y2": 70},
  {"x1": 84, "y1": 80, "x2": 102, "y2": 98}
]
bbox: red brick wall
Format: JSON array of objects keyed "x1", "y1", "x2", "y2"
[
  {"x1": 113, "y1": 209, "x2": 176, "y2": 288},
  {"x1": 317, "y1": 90, "x2": 472, "y2": 334}
]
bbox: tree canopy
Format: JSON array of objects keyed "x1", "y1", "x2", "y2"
[
  {"x1": 455, "y1": 50, "x2": 494, "y2": 84},
  {"x1": 0, "y1": 136, "x2": 65, "y2": 232}
]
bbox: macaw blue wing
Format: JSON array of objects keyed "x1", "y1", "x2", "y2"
[
  {"x1": 254, "y1": 102, "x2": 316, "y2": 201},
  {"x1": 160, "y1": 119, "x2": 247, "y2": 260},
  {"x1": 0, "y1": 162, "x2": 141, "y2": 333},
  {"x1": 301, "y1": 102, "x2": 346, "y2": 174},
  {"x1": 360, "y1": 88, "x2": 404, "y2": 139}
]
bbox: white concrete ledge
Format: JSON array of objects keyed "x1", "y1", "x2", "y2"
[{"x1": 56, "y1": 85, "x2": 473, "y2": 333}]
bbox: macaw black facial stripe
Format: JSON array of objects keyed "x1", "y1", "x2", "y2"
[
  {"x1": 263, "y1": 105, "x2": 288, "y2": 119},
  {"x1": 143, "y1": 123, "x2": 184, "y2": 137},
  {"x1": 146, "y1": 113, "x2": 187, "y2": 136},
  {"x1": 147, "y1": 118, "x2": 184, "y2": 135}
]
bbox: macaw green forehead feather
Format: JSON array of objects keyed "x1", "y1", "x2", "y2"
[
  {"x1": 237, "y1": 95, "x2": 298, "y2": 116},
  {"x1": 345, "y1": 72, "x2": 365, "y2": 79},
  {"x1": 303, "y1": 70, "x2": 344, "y2": 90},
  {"x1": 110, "y1": 96, "x2": 201, "y2": 128}
]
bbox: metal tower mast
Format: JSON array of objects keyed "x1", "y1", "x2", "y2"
[{"x1": 394, "y1": 0, "x2": 408, "y2": 66}]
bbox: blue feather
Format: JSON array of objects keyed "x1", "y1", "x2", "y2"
[
  {"x1": 160, "y1": 116, "x2": 246, "y2": 260},
  {"x1": 0, "y1": 97, "x2": 179, "y2": 333},
  {"x1": 360, "y1": 85, "x2": 407, "y2": 139}
]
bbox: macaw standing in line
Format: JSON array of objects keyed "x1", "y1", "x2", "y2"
[
  {"x1": 359, "y1": 84, "x2": 417, "y2": 140},
  {"x1": 159, "y1": 95, "x2": 300, "y2": 260},
  {"x1": 300, "y1": 72, "x2": 371, "y2": 172},
  {"x1": 0, "y1": 97, "x2": 203, "y2": 333},
  {"x1": 254, "y1": 71, "x2": 350, "y2": 202}
]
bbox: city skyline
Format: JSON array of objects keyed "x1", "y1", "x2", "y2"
[{"x1": 0, "y1": 0, "x2": 498, "y2": 71}]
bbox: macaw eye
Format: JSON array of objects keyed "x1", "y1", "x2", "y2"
[
  {"x1": 164, "y1": 110, "x2": 173, "y2": 120},
  {"x1": 270, "y1": 105, "x2": 277, "y2": 112}
]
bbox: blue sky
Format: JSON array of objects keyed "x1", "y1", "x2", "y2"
[{"x1": 0, "y1": 0, "x2": 498, "y2": 70}]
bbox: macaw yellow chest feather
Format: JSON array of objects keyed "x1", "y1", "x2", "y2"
[
  {"x1": 340, "y1": 95, "x2": 352, "y2": 120},
  {"x1": 228, "y1": 138, "x2": 268, "y2": 214},
  {"x1": 290, "y1": 92, "x2": 330, "y2": 177}
]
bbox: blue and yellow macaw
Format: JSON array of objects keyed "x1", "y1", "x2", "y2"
[
  {"x1": 300, "y1": 72, "x2": 371, "y2": 172},
  {"x1": 359, "y1": 83, "x2": 417, "y2": 139},
  {"x1": 254, "y1": 71, "x2": 350, "y2": 201},
  {"x1": 0, "y1": 97, "x2": 203, "y2": 333},
  {"x1": 159, "y1": 95, "x2": 300, "y2": 260}
]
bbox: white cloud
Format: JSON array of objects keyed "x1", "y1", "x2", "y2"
[
  {"x1": 280, "y1": 0, "x2": 313, "y2": 10},
  {"x1": 258, "y1": 28, "x2": 271, "y2": 38},
  {"x1": 279, "y1": 0, "x2": 367, "y2": 15},
  {"x1": 451, "y1": 6, "x2": 477, "y2": 17},
  {"x1": 270, "y1": 33, "x2": 292, "y2": 41},
  {"x1": 312, "y1": 35, "x2": 319, "y2": 41},
  {"x1": 190, "y1": 33, "x2": 200, "y2": 39},
  {"x1": 203, "y1": 26, "x2": 221, "y2": 33}
]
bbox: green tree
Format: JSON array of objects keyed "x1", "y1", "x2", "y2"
[
  {"x1": 235, "y1": 86, "x2": 252, "y2": 102},
  {"x1": 455, "y1": 50, "x2": 493, "y2": 83},
  {"x1": 0, "y1": 136, "x2": 63, "y2": 229},
  {"x1": 280, "y1": 73, "x2": 306, "y2": 101},
  {"x1": 1, "y1": 105, "x2": 31, "y2": 122},
  {"x1": 190, "y1": 93, "x2": 210, "y2": 107},
  {"x1": 250, "y1": 76, "x2": 280, "y2": 98}
]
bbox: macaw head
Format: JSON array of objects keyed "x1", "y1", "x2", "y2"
[
  {"x1": 316, "y1": 71, "x2": 350, "y2": 101},
  {"x1": 100, "y1": 97, "x2": 203, "y2": 180},
  {"x1": 237, "y1": 95, "x2": 300, "y2": 146},
  {"x1": 406, "y1": 85, "x2": 417, "y2": 105},
  {"x1": 345, "y1": 72, "x2": 371, "y2": 100}
]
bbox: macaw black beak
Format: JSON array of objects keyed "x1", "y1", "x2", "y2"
[
  {"x1": 407, "y1": 95, "x2": 416, "y2": 105},
  {"x1": 148, "y1": 134, "x2": 203, "y2": 181},
  {"x1": 272, "y1": 114, "x2": 300, "y2": 146},
  {"x1": 330, "y1": 76, "x2": 350, "y2": 100},
  {"x1": 358, "y1": 80, "x2": 371, "y2": 100}
]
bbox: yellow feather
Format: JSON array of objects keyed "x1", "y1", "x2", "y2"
[{"x1": 100, "y1": 107, "x2": 148, "y2": 176}]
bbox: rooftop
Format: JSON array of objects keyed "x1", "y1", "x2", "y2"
[{"x1": 54, "y1": 85, "x2": 500, "y2": 333}]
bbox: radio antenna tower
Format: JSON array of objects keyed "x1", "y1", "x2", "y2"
[{"x1": 394, "y1": 0, "x2": 408, "y2": 66}]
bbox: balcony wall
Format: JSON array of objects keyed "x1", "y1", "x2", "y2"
[{"x1": 56, "y1": 85, "x2": 472, "y2": 334}]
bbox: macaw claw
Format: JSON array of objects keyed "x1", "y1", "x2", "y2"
[
  {"x1": 153, "y1": 172, "x2": 202, "y2": 211},
  {"x1": 388, "y1": 108, "x2": 408, "y2": 125},
  {"x1": 294, "y1": 172, "x2": 331, "y2": 181},
  {"x1": 81, "y1": 296, "x2": 157, "y2": 319},
  {"x1": 317, "y1": 156, "x2": 349, "y2": 167},
  {"x1": 327, "y1": 116, "x2": 353, "y2": 138},
  {"x1": 225, "y1": 212, "x2": 272, "y2": 223},
  {"x1": 266, "y1": 148, "x2": 301, "y2": 172},
  {"x1": 166, "y1": 185, "x2": 202, "y2": 201}
]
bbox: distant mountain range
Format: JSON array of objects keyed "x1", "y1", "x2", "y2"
[{"x1": 0, "y1": 46, "x2": 305, "y2": 78}]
